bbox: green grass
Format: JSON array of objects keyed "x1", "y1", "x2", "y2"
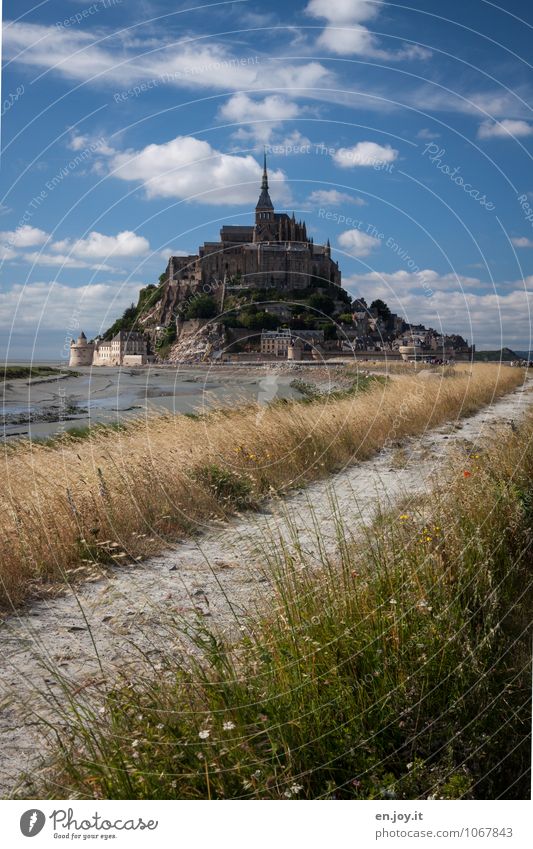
[
  {"x1": 1, "y1": 366, "x2": 79, "y2": 381},
  {"x1": 41, "y1": 421, "x2": 128, "y2": 446},
  {"x1": 36, "y1": 410, "x2": 533, "y2": 801},
  {"x1": 192, "y1": 463, "x2": 256, "y2": 511},
  {"x1": 472, "y1": 348, "x2": 518, "y2": 362},
  {"x1": 290, "y1": 373, "x2": 386, "y2": 404}
]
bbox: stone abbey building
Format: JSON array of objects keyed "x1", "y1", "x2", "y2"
[{"x1": 163, "y1": 155, "x2": 341, "y2": 305}]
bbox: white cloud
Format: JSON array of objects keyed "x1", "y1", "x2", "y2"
[
  {"x1": 160, "y1": 249, "x2": 190, "y2": 261},
  {"x1": 417, "y1": 128, "x2": 440, "y2": 140},
  {"x1": 219, "y1": 94, "x2": 301, "y2": 142},
  {"x1": 308, "y1": 189, "x2": 365, "y2": 205},
  {"x1": 3, "y1": 21, "x2": 332, "y2": 96},
  {"x1": 478, "y1": 119, "x2": 533, "y2": 139},
  {"x1": 333, "y1": 141, "x2": 398, "y2": 168},
  {"x1": 275, "y1": 130, "x2": 313, "y2": 151},
  {"x1": 23, "y1": 252, "x2": 117, "y2": 272},
  {"x1": 345, "y1": 269, "x2": 485, "y2": 293},
  {"x1": 338, "y1": 229, "x2": 381, "y2": 257},
  {"x1": 317, "y1": 25, "x2": 378, "y2": 57},
  {"x1": 306, "y1": 0, "x2": 380, "y2": 24},
  {"x1": 0, "y1": 225, "x2": 49, "y2": 248},
  {"x1": 0, "y1": 227, "x2": 149, "y2": 269},
  {"x1": 0, "y1": 280, "x2": 143, "y2": 331},
  {"x1": 511, "y1": 237, "x2": 533, "y2": 248},
  {"x1": 52, "y1": 230, "x2": 149, "y2": 259},
  {"x1": 305, "y1": 0, "x2": 430, "y2": 59},
  {"x1": 0, "y1": 246, "x2": 17, "y2": 261},
  {"x1": 67, "y1": 131, "x2": 115, "y2": 156},
  {"x1": 107, "y1": 135, "x2": 290, "y2": 205}
]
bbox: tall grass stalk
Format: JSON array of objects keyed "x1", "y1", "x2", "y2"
[
  {"x1": 38, "y1": 408, "x2": 533, "y2": 800},
  {"x1": 0, "y1": 365, "x2": 525, "y2": 608}
]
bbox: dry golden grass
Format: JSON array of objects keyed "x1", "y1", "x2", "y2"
[
  {"x1": 0, "y1": 364, "x2": 525, "y2": 608},
  {"x1": 41, "y1": 403, "x2": 533, "y2": 801}
]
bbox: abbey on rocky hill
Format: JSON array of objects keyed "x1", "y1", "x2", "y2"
[{"x1": 163, "y1": 154, "x2": 341, "y2": 298}]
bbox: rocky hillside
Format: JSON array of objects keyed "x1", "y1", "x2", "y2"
[{"x1": 163, "y1": 321, "x2": 227, "y2": 363}]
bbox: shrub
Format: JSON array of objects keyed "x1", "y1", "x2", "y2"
[
  {"x1": 185, "y1": 295, "x2": 218, "y2": 319},
  {"x1": 193, "y1": 463, "x2": 254, "y2": 510}
]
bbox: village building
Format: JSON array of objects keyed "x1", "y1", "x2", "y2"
[
  {"x1": 260, "y1": 328, "x2": 325, "y2": 357},
  {"x1": 69, "y1": 330, "x2": 148, "y2": 367}
]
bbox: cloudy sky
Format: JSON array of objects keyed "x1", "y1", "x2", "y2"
[{"x1": 1, "y1": 0, "x2": 532, "y2": 358}]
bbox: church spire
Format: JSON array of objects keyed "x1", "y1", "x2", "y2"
[
  {"x1": 262, "y1": 149, "x2": 269, "y2": 190},
  {"x1": 256, "y1": 148, "x2": 274, "y2": 212}
]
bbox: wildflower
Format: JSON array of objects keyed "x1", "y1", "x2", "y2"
[
  {"x1": 198, "y1": 729, "x2": 210, "y2": 739},
  {"x1": 463, "y1": 470, "x2": 472, "y2": 478},
  {"x1": 389, "y1": 598, "x2": 397, "y2": 605},
  {"x1": 223, "y1": 721, "x2": 235, "y2": 731},
  {"x1": 290, "y1": 783, "x2": 303, "y2": 794},
  {"x1": 399, "y1": 514, "x2": 410, "y2": 520}
]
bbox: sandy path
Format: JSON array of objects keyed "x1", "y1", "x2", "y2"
[{"x1": 0, "y1": 379, "x2": 531, "y2": 797}]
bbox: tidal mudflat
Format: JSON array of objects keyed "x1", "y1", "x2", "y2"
[{"x1": 0, "y1": 364, "x2": 306, "y2": 440}]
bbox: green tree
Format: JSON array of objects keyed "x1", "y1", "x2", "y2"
[
  {"x1": 185, "y1": 295, "x2": 218, "y2": 319},
  {"x1": 370, "y1": 299, "x2": 391, "y2": 321},
  {"x1": 308, "y1": 292, "x2": 335, "y2": 316},
  {"x1": 318, "y1": 321, "x2": 337, "y2": 340},
  {"x1": 240, "y1": 311, "x2": 277, "y2": 330}
]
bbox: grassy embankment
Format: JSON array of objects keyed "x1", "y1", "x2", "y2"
[
  {"x1": 1, "y1": 366, "x2": 78, "y2": 381},
  {"x1": 0, "y1": 364, "x2": 525, "y2": 610},
  {"x1": 40, "y1": 399, "x2": 533, "y2": 800}
]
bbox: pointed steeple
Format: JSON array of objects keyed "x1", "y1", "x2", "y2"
[
  {"x1": 262, "y1": 149, "x2": 268, "y2": 190},
  {"x1": 256, "y1": 148, "x2": 273, "y2": 211}
]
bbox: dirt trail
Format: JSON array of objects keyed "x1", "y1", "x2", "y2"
[{"x1": 1, "y1": 380, "x2": 531, "y2": 797}]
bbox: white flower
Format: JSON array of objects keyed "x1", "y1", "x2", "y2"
[
  {"x1": 290, "y1": 783, "x2": 303, "y2": 794},
  {"x1": 198, "y1": 729, "x2": 210, "y2": 739},
  {"x1": 223, "y1": 721, "x2": 235, "y2": 731}
]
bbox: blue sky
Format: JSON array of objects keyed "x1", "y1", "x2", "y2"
[{"x1": 1, "y1": 0, "x2": 532, "y2": 358}]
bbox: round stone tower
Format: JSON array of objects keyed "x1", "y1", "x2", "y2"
[{"x1": 69, "y1": 331, "x2": 95, "y2": 367}]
